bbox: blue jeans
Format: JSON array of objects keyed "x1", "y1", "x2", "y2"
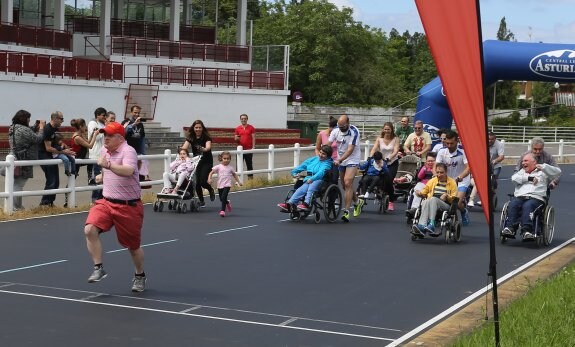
[
  {"x1": 91, "y1": 164, "x2": 103, "y2": 201},
  {"x1": 288, "y1": 180, "x2": 323, "y2": 205},
  {"x1": 40, "y1": 155, "x2": 59, "y2": 205},
  {"x1": 505, "y1": 197, "x2": 544, "y2": 232}
]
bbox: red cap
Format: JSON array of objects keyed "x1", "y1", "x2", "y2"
[{"x1": 99, "y1": 122, "x2": 125, "y2": 137}]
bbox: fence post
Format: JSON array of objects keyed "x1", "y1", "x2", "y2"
[
  {"x1": 236, "y1": 146, "x2": 244, "y2": 182},
  {"x1": 268, "y1": 144, "x2": 275, "y2": 181},
  {"x1": 527, "y1": 139, "x2": 532, "y2": 152},
  {"x1": 523, "y1": 127, "x2": 526, "y2": 143},
  {"x1": 68, "y1": 174, "x2": 76, "y2": 208},
  {"x1": 164, "y1": 149, "x2": 172, "y2": 174},
  {"x1": 3, "y1": 155, "x2": 15, "y2": 214},
  {"x1": 559, "y1": 139, "x2": 564, "y2": 162},
  {"x1": 364, "y1": 140, "x2": 370, "y2": 160},
  {"x1": 294, "y1": 143, "x2": 301, "y2": 168}
]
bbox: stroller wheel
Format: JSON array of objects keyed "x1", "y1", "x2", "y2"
[
  {"x1": 158, "y1": 201, "x2": 164, "y2": 212},
  {"x1": 181, "y1": 203, "x2": 188, "y2": 214},
  {"x1": 168, "y1": 200, "x2": 174, "y2": 210},
  {"x1": 153, "y1": 201, "x2": 159, "y2": 212},
  {"x1": 176, "y1": 202, "x2": 182, "y2": 213}
]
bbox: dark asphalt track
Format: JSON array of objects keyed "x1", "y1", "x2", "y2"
[{"x1": 1, "y1": 165, "x2": 574, "y2": 346}]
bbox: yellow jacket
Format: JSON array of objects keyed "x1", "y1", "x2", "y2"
[{"x1": 419, "y1": 176, "x2": 458, "y2": 203}]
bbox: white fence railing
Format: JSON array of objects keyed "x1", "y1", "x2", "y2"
[{"x1": 2, "y1": 141, "x2": 574, "y2": 215}]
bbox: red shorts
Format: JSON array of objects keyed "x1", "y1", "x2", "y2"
[{"x1": 85, "y1": 199, "x2": 144, "y2": 250}]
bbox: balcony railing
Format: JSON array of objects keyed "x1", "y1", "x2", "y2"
[
  {"x1": 0, "y1": 22, "x2": 71, "y2": 51},
  {"x1": 66, "y1": 16, "x2": 215, "y2": 44},
  {"x1": 0, "y1": 51, "x2": 123, "y2": 81}
]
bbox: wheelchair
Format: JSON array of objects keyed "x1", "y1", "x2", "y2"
[
  {"x1": 356, "y1": 175, "x2": 390, "y2": 214},
  {"x1": 410, "y1": 197, "x2": 461, "y2": 243},
  {"x1": 281, "y1": 170, "x2": 342, "y2": 223},
  {"x1": 499, "y1": 194, "x2": 555, "y2": 247}
]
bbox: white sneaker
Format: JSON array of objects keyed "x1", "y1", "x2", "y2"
[
  {"x1": 467, "y1": 200, "x2": 475, "y2": 207},
  {"x1": 363, "y1": 192, "x2": 370, "y2": 199}
]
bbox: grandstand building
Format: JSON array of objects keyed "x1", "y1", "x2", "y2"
[{"x1": 0, "y1": 0, "x2": 290, "y2": 131}]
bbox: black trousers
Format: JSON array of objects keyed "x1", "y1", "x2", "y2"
[
  {"x1": 243, "y1": 153, "x2": 254, "y2": 179},
  {"x1": 195, "y1": 160, "x2": 213, "y2": 202},
  {"x1": 218, "y1": 187, "x2": 231, "y2": 211}
]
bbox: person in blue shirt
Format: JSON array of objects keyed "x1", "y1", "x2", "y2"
[
  {"x1": 278, "y1": 145, "x2": 334, "y2": 212},
  {"x1": 357, "y1": 151, "x2": 387, "y2": 200}
]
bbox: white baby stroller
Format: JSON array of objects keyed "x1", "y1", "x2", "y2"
[{"x1": 153, "y1": 155, "x2": 201, "y2": 214}]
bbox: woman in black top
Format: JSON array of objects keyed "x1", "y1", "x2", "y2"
[{"x1": 182, "y1": 120, "x2": 215, "y2": 207}]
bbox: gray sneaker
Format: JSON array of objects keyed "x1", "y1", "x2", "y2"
[
  {"x1": 88, "y1": 267, "x2": 107, "y2": 283},
  {"x1": 131, "y1": 276, "x2": 146, "y2": 292}
]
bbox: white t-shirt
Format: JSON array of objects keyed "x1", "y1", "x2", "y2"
[
  {"x1": 88, "y1": 119, "x2": 105, "y2": 160},
  {"x1": 436, "y1": 147, "x2": 470, "y2": 186},
  {"x1": 329, "y1": 125, "x2": 361, "y2": 166}
]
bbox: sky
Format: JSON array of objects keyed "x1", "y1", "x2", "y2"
[{"x1": 328, "y1": 0, "x2": 575, "y2": 44}]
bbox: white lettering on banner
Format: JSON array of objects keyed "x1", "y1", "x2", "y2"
[{"x1": 530, "y1": 49, "x2": 575, "y2": 78}]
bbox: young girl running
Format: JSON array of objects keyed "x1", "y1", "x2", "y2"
[{"x1": 208, "y1": 151, "x2": 243, "y2": 217}]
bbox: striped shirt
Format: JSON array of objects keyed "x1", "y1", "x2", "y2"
[
  {"x1": 432, "y1": 181, "x2": 447, "y2": 199},
  {"x1": 101, "y1": 141, "x2": 141, "y2": 200}
]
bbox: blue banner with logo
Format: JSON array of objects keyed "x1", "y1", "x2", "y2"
[{"x1": 416, "y1": 40, "x2": 575, "y2": 143}]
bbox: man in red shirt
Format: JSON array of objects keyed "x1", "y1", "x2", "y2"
[{"x1": 234, "y1": 113, "x2": 256, "y2": 179}]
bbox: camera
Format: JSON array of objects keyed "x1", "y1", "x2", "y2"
[{"x1": 30, "y1": 120, "x2": 41, "y2": 133}]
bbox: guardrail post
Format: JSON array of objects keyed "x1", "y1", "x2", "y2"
[
  {"x1": 268, "y1": 144, "x2": 275, "y2": 181},
  {"x1": 68, "y1": 174, "x2": 76, "y2": 208},
  {"x1": 236, "y1": 146, "x2": 244, "y2": 182},
  {"x1": 523, "y1": 127, "x2": 526, "y2": 143},
  {"x1": 555, "y1": 128, "x2": 558, "y2": 142},
  {"x1": 559, "y1": 139, "x2": 564, "y2": 162},
  {"x1": 3, "y1": 155, "x2": 15, "y2": 214},
  {"x1": 364, "y1": 140, "x2": 370, "y2": 160},
  {"x1": 527, "y1": 139, "x2": 532, "y2": 152},
  {"x1": 164, "y1": 149, "x2": 172, "y2": 174},
  {"x1": 293, "y1": 143, "x2": 301, "y2": 168}
]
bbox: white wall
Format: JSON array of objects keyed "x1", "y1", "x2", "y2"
[{"x1": 0, "y1": 77, "x2": 288, "y2": 130}]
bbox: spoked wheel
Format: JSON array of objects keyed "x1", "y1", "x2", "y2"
[
  {"x1": 492, "y1": 194, "x2": 498, "y2": 212},
  {"x1": 289, "y1": 210, "x2": 300, "y2": 221},
  {"x1": 285, "y1": 189, "x2": 296, "y2": 202},
  {"x1": 543, "y1": 205, "x2": 555, "y2": 247},
  {"x1": 322, "y1": 184, "x2": 342, "y2": 223},
  {"x1": 153, "y1": 201, "x2": 159, "y2": 212},
  {"x1": 379, "y1": 195, "x2": 389, "y2": 214}
]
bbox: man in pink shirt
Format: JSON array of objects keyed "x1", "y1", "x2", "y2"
[
  {"x1": 234, "y1": 113, "x2": 256, "y2": 179},
  {"x1": 84, "y1": 121, "x2": 147, "y2": 292}
]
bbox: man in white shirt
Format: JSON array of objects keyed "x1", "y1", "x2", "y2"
[
  {"x1": 329, "y1": 115, "x2": 361, "y2": 222},
  {"x1": 88, "y1": 107, "x2": 107, "y2": 202},
  {"x1": 436, "y1": 130, "x2": 471, "y2": 225},
  {"x1": 501, "y1": 153, "x2": 561, "y2": 241}
]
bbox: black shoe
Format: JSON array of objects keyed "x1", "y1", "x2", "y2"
[
  {"x1": 198, "y1": 201, "x2": 206, "y2": 208},
  {"x1": 39, "y1": 202, "x2": 54, "y2": 208},
  {"x1": 209, "y1": 189, "x2": 216, "y2": 202},
  {"x1": 88, "y1": 178, "x2": 96, "y2": 186}
]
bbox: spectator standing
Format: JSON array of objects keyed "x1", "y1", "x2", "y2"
[
  {"x1": 122, "y1": 105, "x2": 146, "y2": 155},
  {"x1": 106, "y1": 111, "x2": 117, "y2": 124},
  {"x1": 468, "y1": 131, "x2": 505, "y2": 207},
  {"x1": 315, "y1": 116, "x2": 338, "y2": 160},
  {"x1": 38, "y1": 111, "x2": 75, "y2": 207},
  {"x1": 395, "y1": 116, "x2": 413, "y2": 153},
  {"x1": 8, "y1": 110, "x2": 44, "y2": 211},
  {"x1": 88, "y1": 107, "x2": 107, "y2": 202},
  {"x1": 329, "y1": 115, "x2": 362, "y2": 222},
  {"x1": 182, "y1": 120, "x2": 216, "y2": 208},
  {"x1": 208, "y1": 151, "x2": 243, "y2": 217},
  {"x1": 84, "y1": 121, "x2": 147, "y2": 292},
  {"x1": 71, "y1": 118, "x2": 98, "y2": 177},
  {"x1": 234, "y1": 113, "x2": 256, "y2": 179},
  {"x1": 51, "y1": 133, "x2": 76, "y2": 176},
  {"x1": 403, "y1": 120, "x2": 432, "y2": 159}
]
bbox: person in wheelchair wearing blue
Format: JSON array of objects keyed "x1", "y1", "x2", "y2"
[
  {"x1": 277, "y1": 145, "x2": 334, "y2": 212},
  {"x1": 502, "y1": 153, "x2": 561, "y2": 241},
  {"x1": 413, "y1": 163, "x2": 458, "y2": 236},
  {"x1": 358, "y1": 151, "x2": 388, "y2": 199}
]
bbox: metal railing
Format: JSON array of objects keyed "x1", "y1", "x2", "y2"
[
  {"x1": 0, "y1": 21, "x2": 71, "y2": 51},
  {"x1": 3, "y1": 141, "x2": 573, "y2": 215},
  {"x1": 489, "y1": 125, "x2": 575, "y2": 143}
]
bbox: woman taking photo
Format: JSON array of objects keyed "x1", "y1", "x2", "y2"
[
  {"x1": 182, "y1": 120, "x2": 216, "y2": 207},
  {"x1": 71, "y1": 118, "x2": 98, "y2": 177},
  {"x1": 369, "y1": 122, "x2": 400, "y2": 210},
  {"x1": 8, "y1": 110, "x2": 44, "y2": 211}
]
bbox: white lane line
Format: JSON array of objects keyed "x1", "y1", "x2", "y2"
[
  {"x1": 206, "y1": 225, "x2": 258, "y2": 236},
  {"x1": 106, "y1": 239, "x2": 178, "y2": 254},
  {"x1": 386, "y1": 236, "x2": 575, "y2": 347},
  {"x1": 279, "y1": 317, "x2": 298, "y2": 326},
  {"x1": 180, "y1": 305, "x2": 203, "y2": 313},
  {"x1": 0, "y1": 260, "x2": 68, "y2": 274},
  {"x1": 80, "y1": 293, "x2": 105, "y2": 301},
  {"x1": 0, "y1": 283, "x2": 15, "y2": 288},
  {"x1": 0, "y1": 289, "x2": 395, "y2": 342},
  {"x1": 278, "y1": 218, "x2": 291, "y2": 222}
]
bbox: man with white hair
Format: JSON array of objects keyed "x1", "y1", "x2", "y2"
[{"x1": 516, "y1": 137, "x2": 560, "y2": 188}]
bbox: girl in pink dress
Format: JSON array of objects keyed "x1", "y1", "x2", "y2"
[{"x1": 208, "y1": 151, "x2": 243, "y2": 217}]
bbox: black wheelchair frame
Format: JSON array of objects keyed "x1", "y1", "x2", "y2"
[
  {"x1": 410, "y1": 196, "x2": 462, "y2": 243},
  {"x1": 499, "y1": 194, "x2": 555, "y2": 247}
]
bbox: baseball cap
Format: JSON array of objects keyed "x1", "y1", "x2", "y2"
[{"x1": 99, "y1": 121, "x2": 125, "y2": 137}]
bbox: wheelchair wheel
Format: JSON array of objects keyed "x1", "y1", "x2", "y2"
[
  {"x1": 322, "y1": 184, "x2": 342, "y2": 223},
  {"x1": 379, "y1": 195, "x2": 389, "y2": 214},
  {"x1": 153, "y1": 200, "x2": 159, "y2": 212},
  {"x1": 543, "y1": 205, "x2": 555, "y2": 246},
  {"x1": 289, "y1": 210, "x2": 300, "y2": 221},
  {"x1": 452, "y1": 221, "x2": 462, "y2": 243},
  {"x1": 285, "y1": 189, "x2": 296, "y2": 202},
  {"x1": 492, "y1": 194, "x2": 498, "y2": 212},
  {"x1": 314, "y1": 211, "x2": 321, "y2": 224}
]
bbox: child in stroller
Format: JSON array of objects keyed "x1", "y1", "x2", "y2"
[
  {"x1": 161, "y1": 148, "x2": 198, "y2": 194},
  {"x1": 393, "y1": 154, "x2": 421, "y2": 202}
]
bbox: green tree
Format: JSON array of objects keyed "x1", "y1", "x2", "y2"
[
  {"x1": 496, "y1": 17, "x2": 515, "y2": 41},
  {"x1": 486, "y1": 17, "x2": 518, "y2": 110}
]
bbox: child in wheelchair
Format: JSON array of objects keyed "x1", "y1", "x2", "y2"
[
  {"x1": 358, "y1": 151, "x2": 388, "y2": 198},
  {"x1": 412, "y1": 162, "x2": 458, "y2": 237},
  {"x1": 277, "y1": 145, "x2": 334, "y2": 212}
]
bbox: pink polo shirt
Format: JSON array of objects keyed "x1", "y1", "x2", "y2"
[{"x1": 100, "y1": 141, "x2": 141, "y2": 200}]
